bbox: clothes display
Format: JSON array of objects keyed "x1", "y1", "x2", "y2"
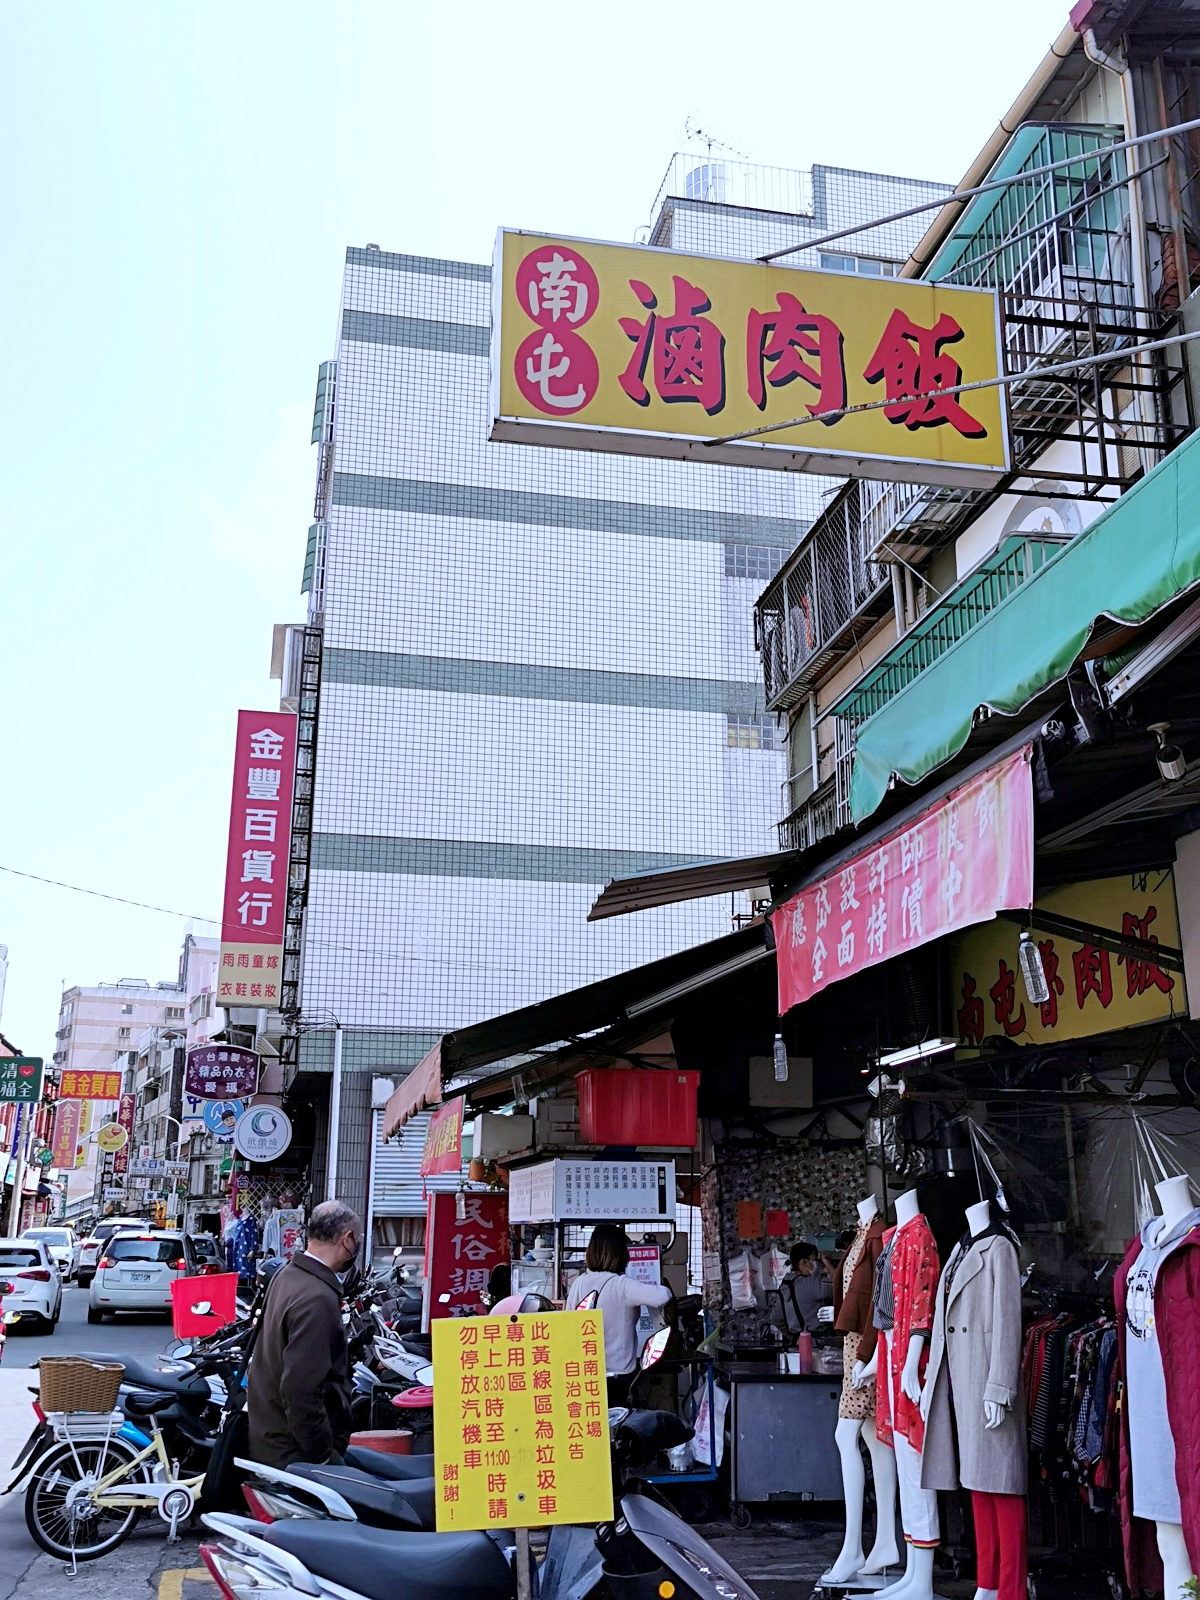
[
  {"x1": 921, "y1": 1224, "x2": 1027, "y2": 1496},
  {"x1": 1022, "y1": 1308, "x2": 1120, "y2": 1504},
  {"x1": 880, "y1": 1325, "x2": 939, "y2": 1546},
  {"x1": 873, "y1": 1212, "x2": 938, "y2": 1452},
  {"x1": 834, "y1": 1214, "x2": 885, "y2": 1419},
  {"x1": 1114, "y1": 1212, "x2": 1200, "y2": 1591},
  {"x1": 970, "y1": 1490, "x2": 1028, "y2": 1600}
]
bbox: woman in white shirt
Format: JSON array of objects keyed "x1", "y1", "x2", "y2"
[{"x1": 566, "y1": 1224, "x2": 672, "y2": 1405}]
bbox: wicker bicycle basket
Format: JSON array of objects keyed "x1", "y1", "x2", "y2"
[{"x1": 38, "y1": 1356, "x2": 125, "y2": 1414}]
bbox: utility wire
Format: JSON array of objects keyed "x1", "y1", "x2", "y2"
[
  {"x1": 708, "y1": 326, "x2": 1200, "y2": 447},
  {"x1": 0, "y1": 864, "x2": 219, "y2": 925}
]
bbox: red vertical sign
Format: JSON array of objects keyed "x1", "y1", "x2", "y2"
[
  {"x1": 424, "y1": 1192, "x2": 509, "y2": 1325},
  {"x1": 51, "y1": 1100, "x2": 81, "y2": 1169},
  {"x1": 218, "y1": 710, "x2": 297, "y2": 1010},
  {"x1": 112, "y1": 1094, "x2": 136, "y2": 1176}
]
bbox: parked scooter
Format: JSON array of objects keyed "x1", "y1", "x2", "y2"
[{"x1": 199, "y1": 1327, "x2": 758, "y2": 1600}]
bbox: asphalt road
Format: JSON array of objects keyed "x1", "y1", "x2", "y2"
[{"x1": 5, "y1": 1277, "x2": 178, "y2": 1366}]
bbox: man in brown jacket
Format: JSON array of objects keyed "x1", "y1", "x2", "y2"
[{"x1": 248, "y1": 1200, "x2": 361, "y2": 1467}]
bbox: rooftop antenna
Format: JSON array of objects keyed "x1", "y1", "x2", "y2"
[{"x1": 683, "y1": 116, "x2": 749, "y2": 162}]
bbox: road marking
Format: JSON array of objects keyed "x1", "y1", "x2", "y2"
[{"x1": 157, "y1": 1569, "x2": 213, "y2": 1600}]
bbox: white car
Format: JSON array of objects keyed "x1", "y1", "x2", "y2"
[
  {"x1": 87, "y1": 1230, "x2": 187, "y2": 1323},
  {"x1": 77, "y1": 1218, "x2": 153, "y2": 1287},
  {"x1": 21, "y1": 1226, "x2": 80, "y2": 1281},
  {"x1": 0, "y1": 1239, "x2": 63, "y2": 1333}
]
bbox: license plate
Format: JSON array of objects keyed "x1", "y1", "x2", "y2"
[{"x1": 126, "y1": 1272, "x2": 152, "y2": 1283}]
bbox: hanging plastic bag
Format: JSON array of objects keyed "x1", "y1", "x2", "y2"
[
  {"x1": 759, "y1": 1246, "x2": 789, "y2": 1292},
  {"x1": 727, "y1": 1250, "x2": 755, "y2": 1310}
]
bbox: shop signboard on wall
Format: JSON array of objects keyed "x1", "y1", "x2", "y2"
[
  {"x1": 772, "y1": 748, "x2": 1034, "y2": 1014},
  {"x1": 185, "y1": 1046, "x2": 259, "y2": 1100},
  {"x1": 421, "y1": 1096, "x2": 465, "y2": 1177},
  {"x1": 112, "y1": 1094, "x2": 136, "y2": 1175},
  {"x1": 949, "y1": 871, "x2": 1186, "y2": 1046},
  {"x1": 509, "y1": 1159, "x2": 677, "y2": 1223},
  {"x1": 0, "y1": 1057, "x2": 43, "y2": 1104},
  {"x1": 203, "y1": 1100, "x2": 247, "y2": 1143},
  {"x1": 233, "y1": 1106, "x2": 293, "y2": 1162},
  {"x1": 424, "y1": 1191, "x2": 509, "y2": 1326},
  {"x1": 218, "y1": 709, "x2": 297, "y2": 1009},
  {"x1": 51, "y1": 1100, "x2": 81, "y2": 1169},
  {"x1": 58, "y1": 1069, "x2": 120, "y2": 1101},
  {"x1": 490, "y1": 230, "x2": 1008, "y2": 487},
  {"x1": 96, "y1": 1122, "x2": 127, "y2": 1153}
]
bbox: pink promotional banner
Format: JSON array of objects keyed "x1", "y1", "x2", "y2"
[{"x1": 772, "y1": 747, "x2": 1034, "y2": 1014}]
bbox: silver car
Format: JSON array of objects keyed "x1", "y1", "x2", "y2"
[
  {"x1": 21, "y1": 1227, "x2": 80, "y2": 1281},
  {"x1": 87, "y1": 1230, "x2": 187, "y2": 1322}
]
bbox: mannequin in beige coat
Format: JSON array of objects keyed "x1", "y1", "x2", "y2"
[{"x1": 919, "y1": 1201, "x2": 1027, "y2": 1497}]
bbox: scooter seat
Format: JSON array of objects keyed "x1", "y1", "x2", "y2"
[
  {"x1": 289, "y1": 1463, "x2": 435, "y2": 1529},
  {"x1": 344, "y1": 1445, "x2": 436, "y2": 1481},
  {"x1": 265, "y1": 1520, "x2": 512, "y2": 1600},
  {"x1": 77, "y1": 1352, "x2": 210, "y2": 1399}
]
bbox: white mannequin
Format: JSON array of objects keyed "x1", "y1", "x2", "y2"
[
  {"x1": 963, "y1": 1201, "x2": 1007, "y2": 1435},
  {"x1": 853, "y1": 1190, "x2": 936, "y2": 1600},
  {"x1": 1149, "y1": 1175, "x2": 1196, "y2": 1600},
  {"x1": 822, "y1": 1194, "x2": 900, "y2": 1588}
]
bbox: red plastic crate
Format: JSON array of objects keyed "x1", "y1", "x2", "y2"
[{"x1": 576, "y1": 1068, "x2": 699, "y2": 1147}]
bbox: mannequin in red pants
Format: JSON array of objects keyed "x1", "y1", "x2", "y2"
[
  {"x1": 970, "y1": 1492, "x2": 1027, "y2": 1600},
  {"x1": 921, "y1": 1199, "x2": 1028, "y2": 1600}
]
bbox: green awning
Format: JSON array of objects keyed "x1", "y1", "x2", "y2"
[{"x1": 849, "y1": 427, "x2": 1200, "y2": 823}]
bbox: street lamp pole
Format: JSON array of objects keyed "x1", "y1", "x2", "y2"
[{"x1": 327, "y1": 1024, "x2": 343, "y2": 1202}]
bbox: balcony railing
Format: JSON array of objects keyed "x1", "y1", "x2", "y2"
[{"x1": 756, "y1": 479, "x2": 893, "y2": 712}]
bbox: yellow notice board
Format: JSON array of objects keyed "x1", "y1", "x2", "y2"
[
  {"x1": 491, "y1": 229, "x2": 1008, "y2": 487},
  {"x1": 433, "y1": 1310, "x2": 614, "y2": 1531},
  {"x1": 949, "y1": 871, "x2": 1186, "y2": 1046}
]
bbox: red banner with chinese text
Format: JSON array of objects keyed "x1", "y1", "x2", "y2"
[
  {"x1": 424, "y1": 1191, "x2": 508, "y2": 1325},
  {"x1": 112, "y1": 1093, "x2": 136, "y2": 1176},
  {"x1": 51, "y1": 1100, "x2": 81, "y2": 1169},
  {"x1": 772, "y1": 748, "x2": 1033, "y2": 1014},
  {"x1": 421, "y1": 1096, "x2": 465, "y2": 1177},
  {"x1": 60, "y1": 1070, "x2": 122, "y2": 1101},
  {"x1": 218, "y1": 710, "x2": 297, "y2": 1010}
]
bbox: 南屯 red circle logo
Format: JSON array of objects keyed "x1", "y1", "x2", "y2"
[{"x1": 513, "y1": 245, "x2": 599, "y2": 414}]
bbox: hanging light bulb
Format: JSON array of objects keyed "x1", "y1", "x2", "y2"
[
  {"x1": 773, "y1": 1033, "x2": 789, "y2": 1082},
  {"x1": 1018, "y1": 930, "x2": 1049, "y2": 1005}
]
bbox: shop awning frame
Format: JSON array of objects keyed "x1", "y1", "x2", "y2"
[
  {"x1": 847, "y1": 427, "x2": 1200, "y2": 824},
  {"x1": 381, "y1": 922, "x2": 772, "y2": 1135}
]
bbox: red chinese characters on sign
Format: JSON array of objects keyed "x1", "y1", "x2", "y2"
[
  {"x1": 218, "y1": 711, "x2": 297, "y2": 1009},
  {"x1": 619, "y1": 276, "x2": 727, "y2": 414},
  {"x1": 747, "y1": 293, "x2": 846, "y2": 420},
  {"x1": 424, "y1": 1191, "x2": 509, "y2": 1323},
  {"x1": 112, "y1": 1093, "x2": 136, "y2": 1176},
  {"x1": 1117, "y1": 908, "x2": 1175, "y2": 998},
  {"x1": 772, "y1": 749, "x2": 1033, "y2": 1013},
  {"x1": 863, "y1": 310, "x2": 987, "y2": 436},
  {"x1": 513, "y1": 247, "x2": 600, "y2": 416},
  {"x1": 59, "y1": 1070, "x2": 122, "y2": 1101}
]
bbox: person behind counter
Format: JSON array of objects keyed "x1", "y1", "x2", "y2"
[
  {"x1": 565, "y1": 1223, "x2": 673, "y2": 1404},
  {"x1": 770, "y1": 1241, "x2": 835, "y2": 1335}
]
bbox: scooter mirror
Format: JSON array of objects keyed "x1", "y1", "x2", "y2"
[
  {"x1": 189, "y1": 1301, "x2": 213, "y2": 1317},
  {"x1": 640, "y1": 1326, "x2": 671, "y2": 1370},
  {"x1": 576, "y1": 1289, "x2": 600, "y2": 1311}
]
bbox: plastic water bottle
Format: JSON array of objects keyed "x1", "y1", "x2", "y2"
[
  {"x1": 796, "y1": 1329, "x2": 813, "y2": 1374},
  {"x1": 773, "y1": 1033, "x2": 789, "y2": 1082}
]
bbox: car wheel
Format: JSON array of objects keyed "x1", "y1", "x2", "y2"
[
  {"x1": 87, "y1": 1307, "x2": 102, "y2": 1324},
  {"x1": 41, "y1": 1313, "x2": 56, "y2": 1336},
  {"x1": 79, "y1": 1274, "x2": 92, "y2": 1288}
]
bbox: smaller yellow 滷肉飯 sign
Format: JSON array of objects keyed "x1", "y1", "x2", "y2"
[{"x1": 432, "y1": 1309, "x2": 614, "y2": 1531}]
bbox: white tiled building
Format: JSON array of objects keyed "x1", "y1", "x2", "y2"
[{"x1": 293, "y1": 156, "x2": 949, "y2": 1214}]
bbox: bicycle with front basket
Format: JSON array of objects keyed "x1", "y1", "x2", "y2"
[{"x1": 25, "y1": 1394, "x2": 204, "y2": 1564}]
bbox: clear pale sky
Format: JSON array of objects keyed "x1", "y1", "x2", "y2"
[{"x1": 0, "y1": 0, "x2": 1071, "y2": 1056}]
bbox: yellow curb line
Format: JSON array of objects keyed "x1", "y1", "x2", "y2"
[{"x1": 158, "y1": 1569, "x2": 213, "y2": 1600}]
